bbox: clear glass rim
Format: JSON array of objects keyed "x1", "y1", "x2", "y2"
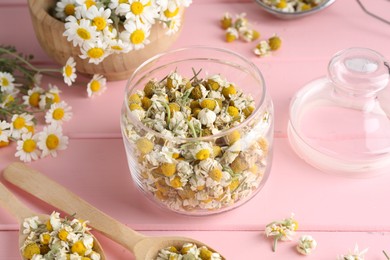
[
  {"x1": 122, "y1": 45, "x2": 268, "y2": 143},
  {"x1": 254, "y1": 0, "x2": 336, "y2": 17}
]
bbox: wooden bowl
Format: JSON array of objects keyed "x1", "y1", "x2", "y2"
[{"x1": 28, "y1": 0, "x2": 182, "y2": 81}]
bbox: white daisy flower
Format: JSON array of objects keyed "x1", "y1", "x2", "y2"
[
  {"x1": 45, "y1": 101, "x2": 73, "y2": 126},
  {"x1": 10, "y1": 113, "x2": 34, "y2": 139},
  {"x1": 164, "y1": 15, "x2": 181, "y2": 35},
  {"x1": 87, "y1": 74, "x2": 107, "y2": 97},
  {"x1": 107, "y1": 38, "x2": 132, "y2": 54},
  {"x1": 0, "y1": 120, "x2": 11, "y2": 143},
  {"x1": 22, "y1": 86, "x2": 44, "y2": 108},
  {"x1": 64, "y1": 17, "x2": 99, "y2": 47},
  {"x1": 159, "y1": 0, "x2": 181, "y2": 21},
  {"x1": 62, "y1": 57, "x2": 77, "y2": 86},
  {"x1": 0, "y1": 71, "x2": 16, "y2": 93},
  {"x1": 124, "y1": 0, "x2": 159, "y2": 25},
  {"x1": 79, "y1": 40, "x2": 110, "y2": 64},
  {"x1": 38, "y1": 124, "x2": 69, "y2": 158},
  {"x1": 85, "y1": 5, "x2": 112, "y2": 31},
  {"x1": 337, "y1": 244, "x2": 368, "y2": 260},
  {"x1": 75, "y1": 0, "x2": 96, "y2": 9},
  {"x1": 15, "y1": 132, "x2": 40, "y2": 162},
  {"x1": 0, "y1": 91, "x2": 18, "y2": 108},
  {"x1": 39, "y1": 84, "x2": 62, "y2": 109},
  {"x1": 55, "y1": 0, "x2": 78, "y2": 20},
  {"x1": 120, "y1": 21, "x2": 151, "y2": 50}
]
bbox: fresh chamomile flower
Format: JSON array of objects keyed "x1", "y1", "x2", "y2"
[
  {"x1": 62, "y1": 57, "x2": 77, "y2": 86},
  {"x1": 38, "y1": 124, "x2": 69, "y2": 158},
  {"x1": 337, "y1": 244, "x2": 368, "y2": 260},
  {"x1": 63, "y1": 17, "x2": 99, "y2": 47},
  {"x1": 85, "y1": 5, "x2": 112, "y2": 31},
  {"x1": 0, "y1": 120, "x2": 11, "y2": 142},
  {"x1": 165, "y1": 15, "x2": 182, "y2": 35},
  {"x1": 296, "y1": 235, "x2": 317, "y2": 255},
  {"x1": 108, "y1": 38, "x2": 132, "y2": 54},
  {"x1": 159, "y1": 0, "x2": 181, "y2": 21},
  {"x1": 0, "y1": 71, "x2": 17, "y2": 93},
  {"x1": 87, "y1": 74, "x2": 107, "y2": 97},
  {"x1": 22, "y1": 86, "x2": 44, "y2": 108},
  {"x1": 75, "y1": 0, "x2": 96, "y2": 9},
  {"x1": 79, "y1": 40, "x2": 110, "y2": 64},
  {"x1": 10, "y1": 113, "x2": 34, "y2": 139},
  {"x1": 120, "y1": 21, "x2": 151, "y2": 50},
  {"x1": 123, "y1": 0, "x2": 159, "y2": 25},
  {"x1": 55, "y1": 0, "x2": 78, "y2": 20},
  {"x1": 39, "y1": 84, "x2": 62, "y2": 109},
  {"x1": 15, "y1": 132, "x2": 40, "y2": 162},
  {"x1": 45, "y1": 101, "x2": 73, "y2": 125}
]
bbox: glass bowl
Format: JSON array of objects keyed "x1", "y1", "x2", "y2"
[
  {"x1": 120, "y1": 46, "x2": 274, "y2": 215},
  {"x1": 254, "y1": 0, "x2": 336, "y2": 19}
]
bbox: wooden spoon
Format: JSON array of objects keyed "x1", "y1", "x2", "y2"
[
  {"x1": 0, "y1": 180, "x2": 105, "y2": 260},
  {"x1": 3, "y1": 162, "x2": 226, "y2": 260}
]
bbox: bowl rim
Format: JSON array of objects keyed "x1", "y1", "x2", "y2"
[
  {"x1": 254, "y1": 0, "x2": 336, "y2": 18},
  {"x1": 121, "y1": 45, "x2": 271, "y2": 143}
]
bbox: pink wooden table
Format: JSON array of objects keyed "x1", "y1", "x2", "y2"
[{"x1": 1, "y1": 0, "x2": 390, "y2": 259}]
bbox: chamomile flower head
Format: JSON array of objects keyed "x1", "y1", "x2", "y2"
[
  {"x1": 121, "y1": 21, "x2": 151, "y2": 50},
  {"x1": 108, "y1": 38, "x2": 132, "y2": 54},
  {"x1": 0, "y1": 120, "x2": 11, "y2": 143},
  {"x1": 79, "y1": 40, "x2": 110, "y2": 64},
  {"x1": 64, "y1": 17, "x2": 99, "y2": 47},
  {"x1": 55, "y1": 0, "x2": 78, "y2": 19},
  {"x1": 39, "y1": 84, "x2": 62, "y2": 109},
  {"x1": 87, "y1": 74, "x2": 107, "y2": 97},
  {"x1": 254, "y1": 40, "x2": 271, "y2": 57},
  {"x1": 0, "y1": 71, "x2": 16, "y2": 93},
  {"x1": 62, "y1": 57, "x2": 77, "y2": 86},
  {"x1": 0, "y1": 90, "x2": 18, "y2": 108},
  {"x1": 76, "y1": 0, "x2": 97, "y2": 9},
  {"x1": 45, "y1": 101, "x2": 73, "y2": 126},
  {"x1": 22, "y1": 86, "x2": 44, "y2": 108},
  {"x1": 297, "y1": 235, "x2": 317, "y2": 255},
  {"x1": 38, "y1": 124, "x2": 69, "y2": 158},
  {"x1": 165, "y1": 15, "x2": 181, "y2": 35},
  {"x1": 337, "y1": 244, "x2": 368, "y2": 260},
  {"x1": 10, "y1": 113, "x2": 35, "y2": 139},
  {"x1": 124, "y1": 0, "x2": 159, "y2": 25},
  {"x1": 85, "y1": 5, "x2": 112, "y2": 31},
  {"x1": 15, "y1": 132, "x2": 40, "y2": 162},
  {"x1": 159, "y1": 0, "x2": 181, "y2": 21}
]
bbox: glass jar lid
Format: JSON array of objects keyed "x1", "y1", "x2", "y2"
[{"x1": 288, "y1": 47, "x2": 390, "y2": 177}]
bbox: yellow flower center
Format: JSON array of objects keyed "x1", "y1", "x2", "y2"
[
  {"x1": 195, "y1": 149, "x2": 210, "y2": 160},
  {"x1": 119, "y1": 0, "x2": 127, "y2": 3},
  {"x1": 72, "y1": 241, "x2": 87, "y2": 255},
  {"x1": 64, "y1": 4, "x2": 75, "y2": 16},
  {"x1": 87, "y1": 47, "x2": 104, "y2": 59},
  {"x1": 26, "y1": 125, "x2": 35, "y2": 134},
  {"x1": 46, "y1": 134, "x2": 59, "y2": 150},
  {"x1": 131, "y1": 2, "x2": 144, "y2": 15},
  {"x1": 130, "y1": 29, "x2": 145, "y2": 44},
  {"x1": 164, "y1": 7, "x2": 179, "y2": 18},
  {"x1": 84, "y1": 0, "x2": 96, "y2": 9},
  {"x1": 276, "y1": 0, "x2": 287, "y2": 9},
  {"x1": 23, "y1": 139, "x2": 36, "y2": 153},
  {"x1": 93, "y1": 16, "x2": 107, "y2": 31},
  {"x1": 1, "y1": 77, "x2": 9, "y2": 86},
  {"x1": 58, "y1": 229, "x2": 69, "y2": 241},
  {"x1": 41, "y1": 233, "x2": 51, "y2": 245},
  {"x1": 64, "y1": 65, "x2": 73, "y2": 77},
  {"x1": 90, "y1": 80, "x2": 101, "y2": 92},
  {"x1": 53, "y1": 108, "x2": 65, "y2": 120},
  {"x1": 52, "y1": 93, "x2": 61, "y2": 103},
  {"x1": 111, "y1": 45, "x2": 123, "y2": 51},
  {"x1": 13, "y1": 117, "x2": 26, "y2": 129},
  {"x1": 77, "y1": 28, "x2": 91, "y2": 40},
  {"x1": 29, "y1": 92, "x2": 40, "y2": 107}
]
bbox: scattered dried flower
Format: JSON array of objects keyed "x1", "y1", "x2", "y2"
[
  {"x1": 296, "y1": 235, "x2": 317, "y2": 255},
  {"x1": 337, "y1": 244, "x2": 368, "y2": 260},
  {"x1": 265, "y1": 214, "x2": 298, "y2": 252}
]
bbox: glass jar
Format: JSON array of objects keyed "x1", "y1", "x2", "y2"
[
  {"x1": 120, "y1": 46, "x2": 274, "y2": 215},
  {"x1": 288, "y1": 47, "x2": 390, "y2": 177}
]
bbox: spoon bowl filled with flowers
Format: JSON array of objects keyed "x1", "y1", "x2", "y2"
[{"x1": 28, "y1": 0, "x2": 191, "y2": 81}]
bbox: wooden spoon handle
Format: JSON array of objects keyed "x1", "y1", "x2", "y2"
[
  {"x1": 3, "y1": 162, "x2": 146, "y2": 253},
  {"x1": 0, "y1": 181, "x2": 36, "y2": 223}
]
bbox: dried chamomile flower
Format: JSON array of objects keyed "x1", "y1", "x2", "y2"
[
  {"x1": 156, "y1": 243, "x2": 222, "y2": 260},
  {"x1": 265, "y1": 214, "x2": 298, "y2": 252},
  {"x1": 296, "y1": 235, "x2": 317, "y2": 255},
  {"x1": 253, "y1": 40, "x2": 272, "y2": 57},
  {"x1": 221, "y1": 12, "x2": 260, "y2": 43},
  {"x1": 268, "y1": 34, "x2": 282, "y2": 51},
  {"x1": 337, "y1": 244, "x2": 368, "y2": 260},
  {"x1": 259, "y1": 0, "x2": 325, "y2": 13}
]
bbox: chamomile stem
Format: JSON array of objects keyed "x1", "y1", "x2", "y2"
[
  {"x1": 383, "y1": 250, "x2": 390, "y2": 260},
  {"x1": 272, "y1": 237, "x2": 279, "y2": 252}
]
